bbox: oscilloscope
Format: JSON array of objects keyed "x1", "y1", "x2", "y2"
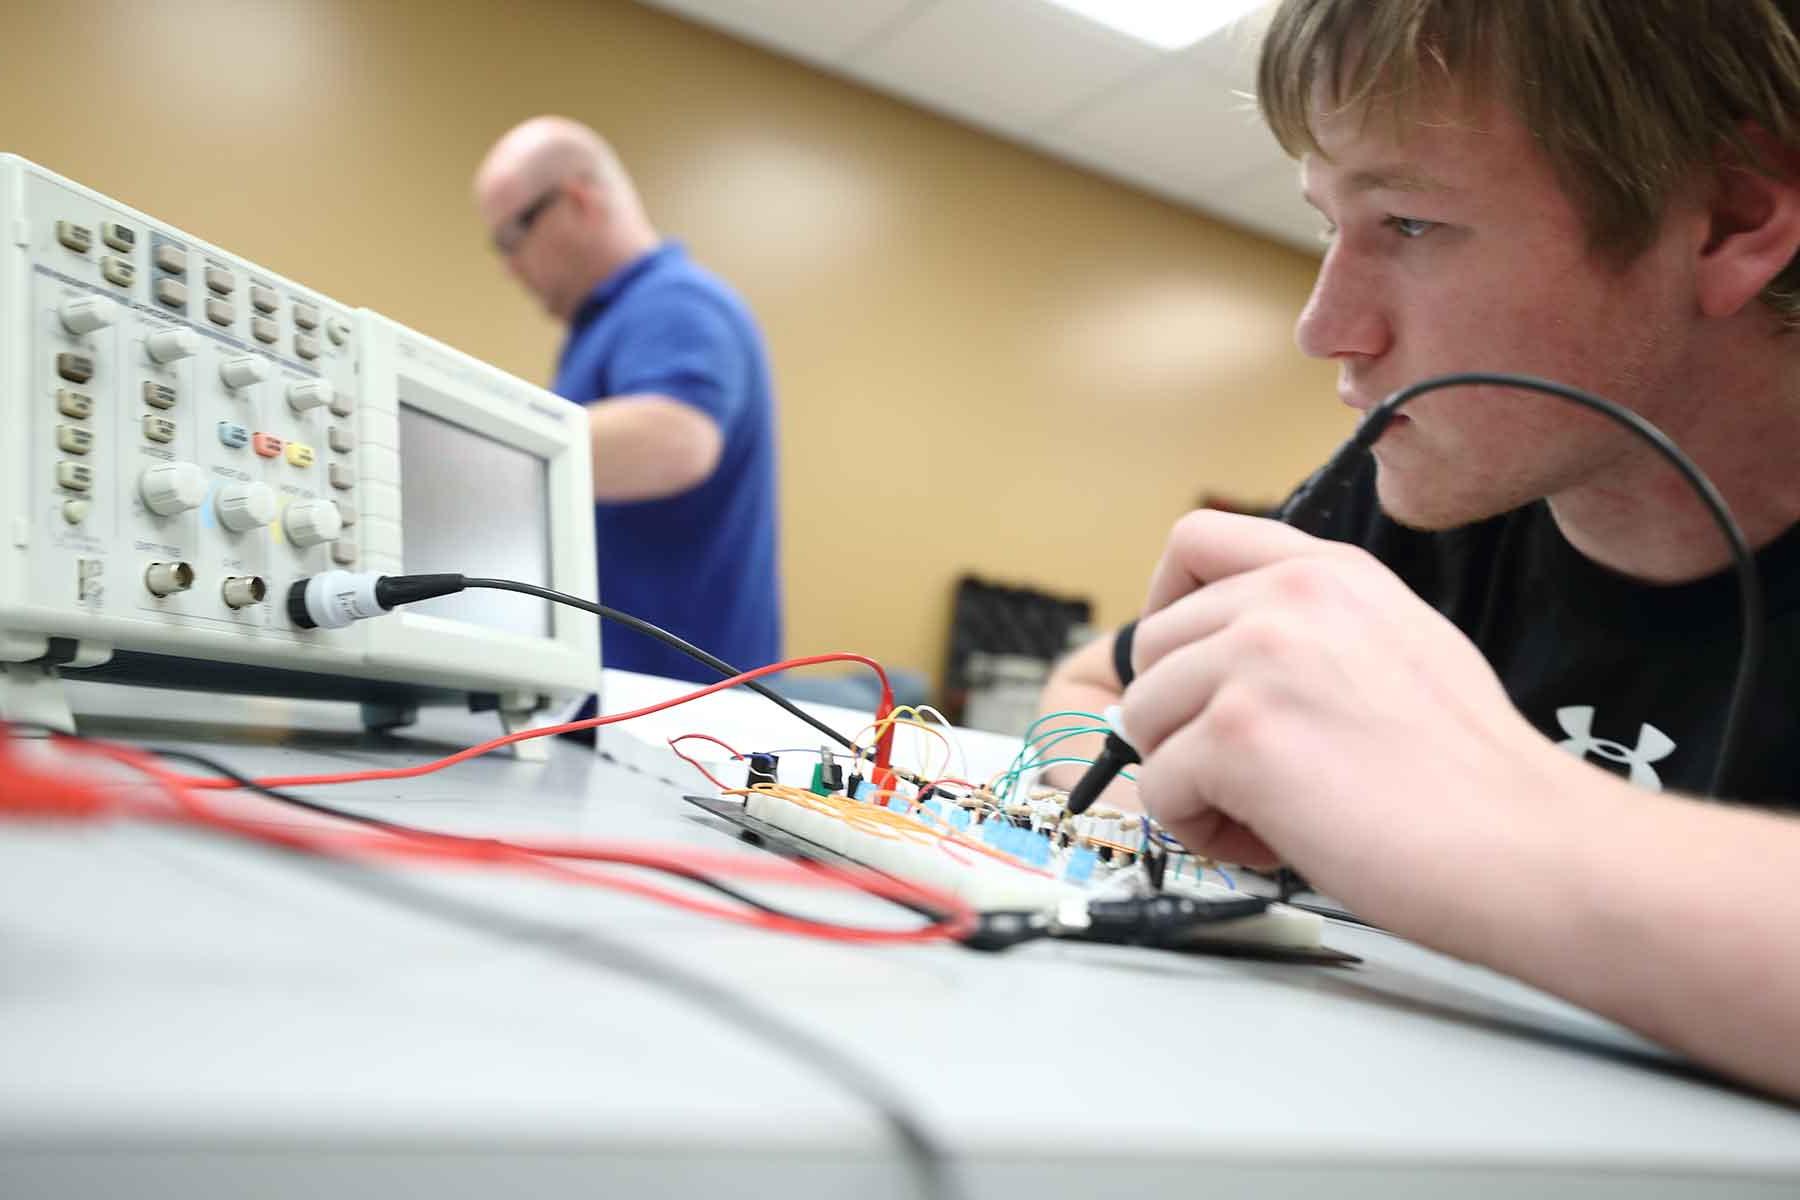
[{"x1": 0, "y1": 155, "x2": 599, "y2": 741}]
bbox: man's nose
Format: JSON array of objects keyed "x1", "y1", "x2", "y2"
[{"x1": 1295, "y1": 244, "x2": 1391, "y2": 362}]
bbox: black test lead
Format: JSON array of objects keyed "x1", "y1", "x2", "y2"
[{"x1": 1065, "y1": 705, "x2": 1139, "y2": 816}]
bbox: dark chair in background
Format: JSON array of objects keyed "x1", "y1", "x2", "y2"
[{"x1": 941, "y1": 574, "x2": 1091, "y2": 734}]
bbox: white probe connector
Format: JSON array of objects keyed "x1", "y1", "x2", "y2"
[{"x1": 287, "y1": 570, "x2": 389, "y2": 630}]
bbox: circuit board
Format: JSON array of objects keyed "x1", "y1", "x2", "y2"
[{"x1": 685, "y1": 790, "x2": 1357, "y2": 963}]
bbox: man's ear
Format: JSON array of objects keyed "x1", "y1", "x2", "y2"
[
  {"x1": 1697, "y1": 128, "x2": 1800, "y2": 319},
  {"x1": 560, "y1": 179, "x2": 587, "y2": 215}
]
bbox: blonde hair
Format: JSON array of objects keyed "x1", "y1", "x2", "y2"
[{"x1": 1258, "y1": 0, "x2": 1800, "y2": 326}]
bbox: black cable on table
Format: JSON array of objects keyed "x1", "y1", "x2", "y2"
[
  {"x1": 457, "y1": 576, "x2": 865, "y2": 757},
  {"x1": 140, "y1": 744, "x2": 930, "y2": 933}
]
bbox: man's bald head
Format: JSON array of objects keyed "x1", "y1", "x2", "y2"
[
  {"x1": 474, "y1": 116, "x2": 637, "y2": 226},
  {"x1": 473, "y1": 116, "x2": 658, "y2": 321}
]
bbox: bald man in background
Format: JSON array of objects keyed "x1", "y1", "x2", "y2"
[{"x1": 473, "y1": 116, "x2": 782, "y2": 684}]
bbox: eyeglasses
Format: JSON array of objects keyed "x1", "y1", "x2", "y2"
[{"x1": 491, "y1": 185, "x2": 564, "y2": 254}]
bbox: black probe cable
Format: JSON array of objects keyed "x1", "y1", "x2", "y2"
[
  {"x1": 138, "y1": 744, "x2": 908, "y2": 929},
  {"x1": 461, "y1": 578, "x2": 932, "y2": 781},
  {"x1": 302, "y1": 573, "x2": 866, "y2": 758},
  {"x1": 1362, "y1": 373, "x2": 1761, "y2": 799},
  {"x1": 1069, "y1": 370, "x2": 1763, "y2": 810},
  {"x1": 6, "y1": 722, "x2": 951, "y2": 935}
]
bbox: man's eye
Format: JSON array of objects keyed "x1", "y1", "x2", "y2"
[{"x1": 1384, "y1": 215, "x2": 1438, "y2": 239}]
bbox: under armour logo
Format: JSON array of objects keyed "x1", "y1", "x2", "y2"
[{"x1": 1554, "y1": 706, "x2": 1675, "y2": 791}]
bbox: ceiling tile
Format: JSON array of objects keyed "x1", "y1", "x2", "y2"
[
  {"x1": 1182, "y1": 7, "x2": 1271, "y2": 94},
  {"x1": 847, "y1": 0, "x2": 1159, "y2": 133},
  {"x1": 1048, "y1": 34, "x2": 1282, "y2": 192},
  {"x1": 636, "y1": 0, "x2": 921, "y2": 63},
  {"x1": 1200, "y1": 159, "x2": 1321, "y2": 253},
  {"x1": 639, "y1": 0, "x2": 1316, "y2": 252}
]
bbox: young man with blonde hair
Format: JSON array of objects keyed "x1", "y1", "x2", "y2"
[{"x1": 1042, "y1": 0, "x2": 1800, "y2": 1097}]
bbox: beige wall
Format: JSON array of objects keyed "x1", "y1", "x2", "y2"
[{"x1": 5, "y1": 0, "x2": 1348, "y2": 685}]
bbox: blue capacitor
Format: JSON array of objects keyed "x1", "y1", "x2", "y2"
[{"x1": 1064, "y1": 846, "x2": 1099, "y2": 884}]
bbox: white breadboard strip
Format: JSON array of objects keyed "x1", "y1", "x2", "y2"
[{"x1": 741, "y1": 789, "x2": 1323, "y2": 950}]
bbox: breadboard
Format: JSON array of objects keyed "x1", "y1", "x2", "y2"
[{"x1": 695, "y1": 788, "x2": 1327, "y2": 952}]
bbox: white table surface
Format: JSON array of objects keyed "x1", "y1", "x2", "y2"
[{"x1": 4, "y1": 672, "x2": 1799, "y2": 1199}]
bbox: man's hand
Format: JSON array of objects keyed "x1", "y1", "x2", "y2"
[
  {"x1": 1121, "y1": 512, "x2": 1800, "y2": 1105},
  {"x1": 1120, "y1": 510, "x2": 1562, "y2": 926},
  {"x1": 1033, "y1": 629, "x2": 1143, "y2": 812}
]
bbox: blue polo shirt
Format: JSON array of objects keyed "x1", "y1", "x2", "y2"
[{"x1": 552, "y1": 243, "x2": 782, "y2": 682}]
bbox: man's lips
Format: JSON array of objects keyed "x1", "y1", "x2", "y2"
[{"x1": 1339, "y1": 389, "x2": 1412, "y2": 423}]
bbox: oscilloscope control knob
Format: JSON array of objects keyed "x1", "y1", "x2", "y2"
[
  {"x1": 287, "y1": 380, "x2": 332, "y2": 413},
  {"x1": 216, "y1": 481, "x2": 277, "y2": 532},
  {"x1": 284, "y1": 498, "x2": 343, "y2": 548},
  {"x1": 219, "y1": 355, "x2": 269, "y2": 390},
  {"x1": 139, "y1": 462, "x2": 208, "y2": 516},
  {"x1": 145, "y1": 328, "x2": 200, "y2": 363},
  {"x1": 59, "y1": 295, "x2": 120, "y2": 336}
]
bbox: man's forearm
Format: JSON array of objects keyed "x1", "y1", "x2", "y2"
[
  {"x1": 1368, "y1": 757, "x2": 1800, "y2": 1101},
  {"x1": 588, "y1": 394, "x2": 723, "y2": 502},
  {"x1": 1542, "y1": 783, "x2": 1800, "y2": 1100}
]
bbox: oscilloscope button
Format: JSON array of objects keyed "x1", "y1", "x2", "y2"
[
  {"x1": 284, "y1": 499, "x2": 342, "y2": 548},
  {"x1": 138, "y1": 462, "x2": 206, "y2": 514},
  {"x1": 56, "y1": 352, "x2": 94, "y2": 383},
  {"x1": 287, "y1": 380, "x2": 331, "y2": 412},
  {"x1": 59, "y1": 296, "x2": 119, "y2": 336},
  {"x1": 216, "y1": 481, "x2": 277, "y2": 532},
  {"x1": 57, "y1": 462, "x2": 94, "y2": 492},
  {"x1": 145, "y1": 328, "x2": 199, "y2": 363},
  {"x1": 219, "y1": 355, "x2": 268, "y2": 390},
  {"x1": 55, "y1": 221, "x2": 93, "y2": 254},
  {"x1": 101, "y1": 256, "x2": 135, "y2": 289},
  {"x1": 57, "y1": 425, "x2": 95, "y2": 455}
]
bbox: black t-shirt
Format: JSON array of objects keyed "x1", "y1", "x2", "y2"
[{"x1": 1122, "y1": 453, "x2": 1800, "y2": 807}]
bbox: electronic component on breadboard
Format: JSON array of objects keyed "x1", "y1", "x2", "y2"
[{"x1": 695, "y1": 778, "x2": 1334, "y2": 957}]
